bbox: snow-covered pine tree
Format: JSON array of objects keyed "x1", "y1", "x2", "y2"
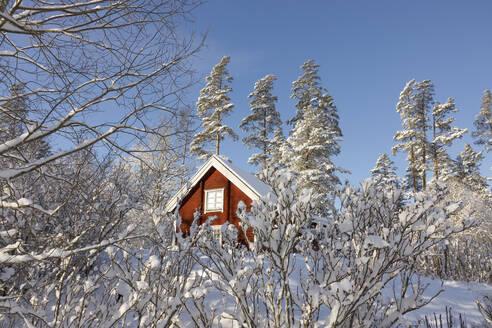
[
  {"x1": 393, "y1": 79, "x2": 434, "y2": 191},
  {"x1": 452, "y1": 144, "x2": 489, "y2": 195},
  {"x1": 393, "y1": 80, "x2": 419, "y2": 192},
  {"x1": 412, "y1": 80, "x2": 434, "y2": 189},
  {"x1": 370, "y1": 153, "x2": 399, "y2": 186},
  {"x1": 472, "y1": 90, "x2": 492, "y2": 152},
  {"x1": 287, "y1": 72, "x2": 344, "y2": 215},
  {"x1": 431, "y1": 98, "x2": 467, "y2": 181},
  {"x1": 288, "y1": 59, "x2": 327, "y2": 127},
  {"x1": 240, "y1": 74, "x2": 282, "y2": 170},
  {"x1": 190, "y1": 56, "x2": 238, "y2": 161},
  {"x1": 268, "y1": 127, "x2": 287, "y2": 170}
]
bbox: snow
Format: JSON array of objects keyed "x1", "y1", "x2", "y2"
[
  {"x1": 0, "y1": 229, "x2": 17, "y2": 239},
  {"x1": 185, "y1": 260, "x2": 490, "y2": 326},
  {"x1": 363, "y1": 234, "x2": 389, "y2": 249},
  {"x1": 146, "y1": 255, "x2": 160, "y2": 269},
  {"x1": 403, "y1": 279, "x2": 492, "y2": 325},
  {"x1": 214, "y1": 155, "x2": 273, "y2": 198},
  {"x1": 0, "y1": 267, "x2": 15, "y2": 280}
]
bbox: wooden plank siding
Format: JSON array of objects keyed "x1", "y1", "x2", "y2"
[{"x1": 178, "y1": 167, "x2": 254, "y2": 243}]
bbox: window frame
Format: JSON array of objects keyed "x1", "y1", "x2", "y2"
[
  {"x1": 204, "y1": 188, "x2": 225, "y2": 213},
  {"x1": 211, "y1": 224, "x2": 222, "y2": 244}
]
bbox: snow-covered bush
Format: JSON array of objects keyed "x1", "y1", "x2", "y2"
[
  {"x1": 191, "y1": 169, "x2": 472, "y2": 327},
  {"x1": 0, "y1": 208, "x2": 203, "y2": 327},
  {"x1": 191, "y1": 169, "x2": 311, "y2": 327},
  {"x1": 417, "y1": 178, "x2": 492, "y2": 283},
  {"x1": 0, "y1": 150, "x2": 137, "y2": 316},
  {"x1": 0, "y1": 0, "x2": 201, "y2": 324},
  {"x1": 304, "y1": 179, "x2": 472, "y2": 327}
]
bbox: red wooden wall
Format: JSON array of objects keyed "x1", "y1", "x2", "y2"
[{"x1": 177, "y1": 167, "x2": 254, "y2": 242}]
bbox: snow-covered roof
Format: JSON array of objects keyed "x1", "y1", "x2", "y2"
[{"x1": 164, "y1": 155, "x2": 272, "y2": 213}]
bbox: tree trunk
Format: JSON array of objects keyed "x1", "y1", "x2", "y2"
[
  {"x1": 433, "y1": 113, "x2": 439, "y2": 181},
  {"x1": 409, "y1": 121, "x2": 418, "y2": 193},
  {"x1": 422, "y1": 110, "x2": 427, "y2": 190},
  {"x1": 263, "y1": 107, "x2": 267, "y2": 170},
  {"x1": 216, "y1": 131, "x2": 220, "y2": 155},
  {"x1": 216, "y1": 111, "x2": 221, "y2": 155}
]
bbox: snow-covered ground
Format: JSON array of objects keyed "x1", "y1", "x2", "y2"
[
  {"x1": 187, "y1": 254, "x2": 491, "y2": 327},
  {"x1": 405, "y1": 279, "x2": 492, "y2": 326}
]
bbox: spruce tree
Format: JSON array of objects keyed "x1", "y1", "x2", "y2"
[
  {"x1": 452, "y1": 144, "x2": 489, "y2": 194},
  {"x1": 286, "y1": 63, "x2": 344, "y2": 215},
  {"x1": 430, "y1": 98, "x2": 467, "y2": 181},
  {"x1": 288, "y1": 60, "x2": 327, "y2": 127},
  {"x1": 240, "y1": 74, "x2": 282, "y2": 169},
  {"x1": 268, "y1": 127, "x2": 287, "y2": 170},
  {"x1": 472, "y1": 90, "x2": 492, "y2": 152},
  {"x1": 190, "y1": 56, "x2": 237, "y2": 161},
  {"x1": 370, "y1": 153, "x2": 399, "y2": 186}
]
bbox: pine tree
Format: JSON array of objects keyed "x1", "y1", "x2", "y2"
[
  {"x1": 370, "y1": 153, "x2": 399, "y2": 186},
  {"x1": 413, "y1": 80, "x2": 434, "y2": 189},
  {"x1": 472, "y1": 90, "x2": 492, "y2": 152},
  {"x1": 451, "y1": 144, "x2": 489, "y2": 195},
  {"x1": 268, "y1": 127, "x2": 287, "y2": 170},
  {"x1": 288, "y1": 60, "x2": 327, "y2": 127},
  {"x1": 393, "y1": 80, "x2": 434, "y2": 191},
  {"x1": 286, "y1": 66, "x2": 344, "y2": 215},
  {"x1": 393, "y1": 80, "x2": 420, "y2": 192},
  {"x1": 240, "y1": 74, "x2": 282, "y2": 169},
  {"x1": 431, "y1": 98, "x2": 467, "y2": 181},
  {"x1": 190, "y1": 56, "x2": 238, "y2": 161}
]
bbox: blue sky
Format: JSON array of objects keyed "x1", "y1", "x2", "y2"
[{"x1": 186, "y1": 1, "x2": 492, "y2": 184}]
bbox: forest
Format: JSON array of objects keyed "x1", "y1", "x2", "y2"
[{"x1": 0, "y1": 1, "x2": 491, "y2": 327}]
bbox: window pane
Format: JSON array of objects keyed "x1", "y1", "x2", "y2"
[{"x1": 205, "y1": 189, "x2": 223, "y2": 211}]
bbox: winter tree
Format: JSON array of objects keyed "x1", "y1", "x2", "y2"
[
  {"x1": 288, "y1": 59, "x2": 327, "y2": 126},
  {"x1": 393, "y1": 80, "x2": 463, "y2": 191},
  {"x1": 472, "y1": 90, "x2": 492, "y2": 152},
  {"x1": 430, "y1": 98, "x2": 467, "y2": 181},
  {"x1": 0, "y1": 83, "x2": 51, "y2": 160},
  {"x1": 176, "y1": 106, "x2": 197, "y2": 185},
  {"x1": 370, "y1": 153, "x2": 399, "y2": 186},
  {"x1": 451, "y1": 144, "x2": 489, "y2": 194},
  {"x1": 268, "y1": 127, "x2": 287, "y2": 170},
  {"x1": 240, "y1": 74, "x2": 282, "y2": 170},
  {"x1": 191, "y1": 56, "x2": 238, "y2": 161},
  {"x1": 127, "y1": 123, "x2": 194, "y2": 209},
  {"x1": 286, "y1": 60, "x2": 345, "y2": 215},
  {"x1": 393, "y1": 80, "x2": 420, "y2": 192},
  {"x1": 0, "y1": 0, "x2": 203, "y2": 324}
]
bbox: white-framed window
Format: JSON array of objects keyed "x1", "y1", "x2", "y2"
[
  {"x1": 211, "y1": 224, "x2": 222, "y2": 244},
  {"x1": 204, "y1": 188, "x2": 224, "y2": 213}
]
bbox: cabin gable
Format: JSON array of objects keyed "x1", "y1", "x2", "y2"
[
  {"x1": 166, "y1": 155, "x2": 271, "y2": 243},
  {"x1": 178, "y1": 167, "x2": 253, "y2": 236}
]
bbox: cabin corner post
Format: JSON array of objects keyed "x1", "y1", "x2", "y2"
[
  {"x1": 227, "y1": 180, "x2": 231, "y2": 223},
  {"x1": 200, "y1": 180, "x2": 204, "y2": 219}
]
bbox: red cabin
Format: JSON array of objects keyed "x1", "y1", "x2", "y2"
[{"x1": 165, "y1": 155, "x2": 272, "y2": 243}]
